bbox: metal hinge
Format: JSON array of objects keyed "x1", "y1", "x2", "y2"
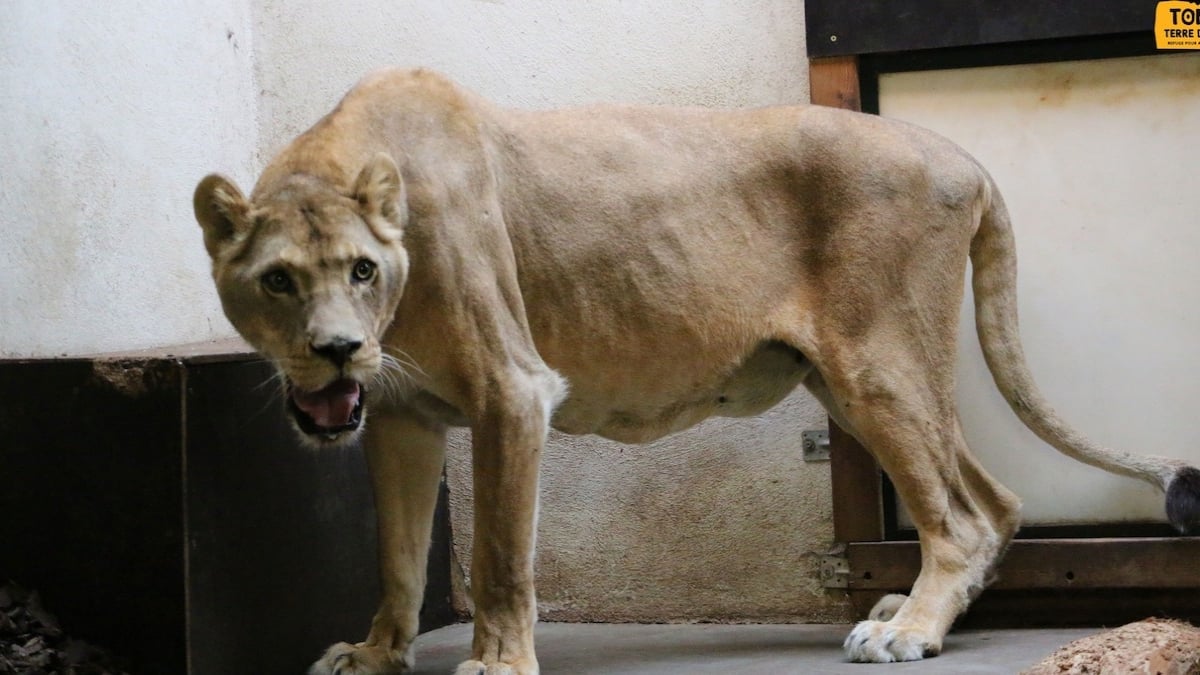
[
  {"x1": 820, "y1": 548, "x2": 850, "y2": 589},
  {"x1": 802, "y1": 429, "x2": 831, "y2": 462}
]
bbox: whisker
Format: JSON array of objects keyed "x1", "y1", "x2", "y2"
[
  {"x1": 374, "y1": 370, "x2": 400, "y2": 400},
  {"x1": 378, "y1": 357, "x2": 404, "y2": 392},
  {"x1": 248, "y1": 374, "x2": 286, "y2": 420},
  {"x1": 374, "y1": 352, "x2": 418, "y2": 401},
  {"x1": 249, "y1": 390, "x2": 283, "y2": 422},
  {"x1": 251, "y1": 367, "x2": 287, "y2": 393},
  {"x1": 382, "y1": 345, "x2": 427, "y2": 379},
  {"x1": 243, "y1": 357, "x2": 299, "y2": 419}
]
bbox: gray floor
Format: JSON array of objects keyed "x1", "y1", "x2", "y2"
[{"x1": 410, "y1": 622, "x2": 1098, "y2": 674}]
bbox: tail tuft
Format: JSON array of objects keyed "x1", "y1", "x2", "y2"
[{"x1": 1166, "y1": 466, "x2": 1200, "y2": 534}]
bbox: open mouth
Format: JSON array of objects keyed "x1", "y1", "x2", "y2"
[{"x1": 286, "y1": 378, "x2": 365, "y2": 440}]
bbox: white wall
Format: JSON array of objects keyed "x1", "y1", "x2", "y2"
[
  {"x1": 252, "y1": 1, "x2": 808, "y2": 151},
  {"x1": 0, "y1": 1, "x2": 256, "y2": 357},
  {"x1": 251, "y1": 1, "x2": 846, "y2": 623},
  {"x1": 881, "y1": 54, "x2": 1200, "y2": 525}
]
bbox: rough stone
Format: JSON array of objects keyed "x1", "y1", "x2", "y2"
[{"x1": 1022, "y1": 618, "x2": 1200, "y2": 675}]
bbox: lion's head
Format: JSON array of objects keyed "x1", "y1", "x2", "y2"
[{"x1": 193, "y1": 153, "x2": 409, "y2": 446}]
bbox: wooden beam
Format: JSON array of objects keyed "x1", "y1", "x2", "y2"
[
  {"x1": 808, "y1": 56, "x2": 861, "y2": 111},
  {"x1": 847, "y1": 538, "x2": 1200, "y2": 591},
  {"x1": 846, "y1": 537, "x2": 1200, "y2": 625},
  {"x1": 830, "y1": 422, "x2": 884, "y2": 542}
]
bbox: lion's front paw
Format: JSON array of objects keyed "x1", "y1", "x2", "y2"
[
  {"x1": 843, "y1": 620, "x2": 941, "y2": 663},
  {"x1": 309, "y1": 641, "x2": 414, "y2": 675},
  {"x1": 453, "y1": 658, "x2": 538, "y2": 675}
]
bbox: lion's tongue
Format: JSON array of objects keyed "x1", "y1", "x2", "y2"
[{"x1": 292, "y1": 379, "x2": 361, "y2": 428}]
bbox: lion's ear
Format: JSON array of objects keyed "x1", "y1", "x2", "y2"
[
  {"x1": 194, "y1": 174, "x2": 251, "y2": 259},
  {"x1": 353, "y1": 152, "x2": 406, "y2": 241}
]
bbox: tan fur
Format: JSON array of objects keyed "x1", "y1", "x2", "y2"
[{"x1": 194, "y1": 68, "x2": 1196, "y2": 671}]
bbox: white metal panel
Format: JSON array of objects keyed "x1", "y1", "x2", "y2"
[{"x1": 880, "y1": 54, "x2": 1200, "y2": 525}]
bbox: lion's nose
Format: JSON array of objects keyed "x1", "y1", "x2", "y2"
[{"x1": 310, "y1": 336, "x2": 363, "y2": 367}]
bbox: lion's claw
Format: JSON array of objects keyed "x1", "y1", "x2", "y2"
[{"x1": 843, "y1": 620, "x2": 940, "y2": 663}]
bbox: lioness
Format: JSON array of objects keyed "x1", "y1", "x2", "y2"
[{"x1": 193, "y1": 68, "x2": 1200, "y2": 672}]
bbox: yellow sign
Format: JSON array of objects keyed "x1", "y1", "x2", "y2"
[{"x1": 1157, "y1": 1, "x2": 1200, "y2": 49}]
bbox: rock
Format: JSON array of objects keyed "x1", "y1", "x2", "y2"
[
  {"x1": 1022, "y1": 617, "x2": 1200, "y2": 675},
  {"x1": 0, "y1": 580, "x2": 129, "y2": 675}
]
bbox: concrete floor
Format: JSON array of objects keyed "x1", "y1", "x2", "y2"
[{"x1": 409, "y1": 622, "x2": 1099, "y2": 674}]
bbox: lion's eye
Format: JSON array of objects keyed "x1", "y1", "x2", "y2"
[
  {"x1": 352, "y1": 258, "x2": 377, "y2": 283},
  {"x1": 261, "y1": 269, "x2": 294, "y2": 294}
]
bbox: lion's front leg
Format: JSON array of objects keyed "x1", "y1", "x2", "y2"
[
  {"x1": 455, "y1": 391, "x2": 552, "y2": 675},
  {"x1": 311, "y1": 406, "x2": 447, "y2": 675}
]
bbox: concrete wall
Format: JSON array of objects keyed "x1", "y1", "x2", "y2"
[
  {"x1": 449, "y1": 395, "x2": 848, "y2": 624},
  {"x1": 251, "y1": 1, "x2": 846, "y2": 623},
  {"x1": 0, "y1": 1, "x2": 257, "y2": 357}
]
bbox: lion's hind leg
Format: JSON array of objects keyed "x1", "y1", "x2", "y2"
[{"x1": 821, "y1": 344, "x2": 1020, "y2": 663}]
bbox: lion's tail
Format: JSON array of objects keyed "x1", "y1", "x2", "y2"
[{"x1": 969, "y1": 173, "x2": 1199, "y2": 533}]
